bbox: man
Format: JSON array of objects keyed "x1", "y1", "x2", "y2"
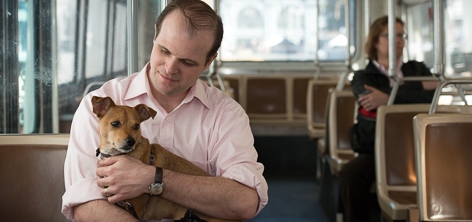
[{"x1": 62, "y1": 1, "x2": 268, "y2": 221}]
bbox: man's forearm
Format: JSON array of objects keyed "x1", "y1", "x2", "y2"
[
  {"x1": 73, "y1": 199, "x2": 139, "y2": 222},
  {"x1": 161, "y1": 170, "x2": 259, "y2": 220}
]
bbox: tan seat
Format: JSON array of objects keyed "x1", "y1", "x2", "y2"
[
  {"x1": 0, "y1": 134, "x2": 69, "y2": 222},
  {"x1": 412, "y1": 113, "x2": 472, "y2": 221},
  {"x1": 246, "y1": 76, "x2": 288, "y2": 120},
  {"x1": 200, "y1": 77, "x2": 235, "y2": 99},
  {"x1": 324, "y1": 89, "x2": 357, "y2": 175},
  {"x1": 375, "y1": 104, "x2": 432, "y2": 221},
  {"x1": 306, "y1": 79, "x2": 338, "y2": 140}
]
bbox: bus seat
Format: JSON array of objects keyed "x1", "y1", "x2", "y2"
[
  {"x1": 0, "y1": 134, "x2": 69, "y2": 222},
  {"x1": 325, "y1": 89, "x2": 357, "y2": 175},
  {"x1": 306, "y1": 79, "x2": 338, "y2": 140},
  {"x1": 317, "y1": 88, "x2": 357, "y2": 221},
  {"x1": 293, "y1": 77, "x2": 311, "y2": 119},
  {"x1": 200, "y1": 77, "x2": 235, "y2": 99},
  {"x1": 413, "y1": 113, "x2": 472, "y2": 221},
  {"x1": 246, "y1": 77, "x2": 287, "y2": 119},
  {"x1": 375, "y1": 104, "x2": 432, "y2": 221}
]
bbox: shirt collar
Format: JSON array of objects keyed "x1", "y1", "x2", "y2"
[
  {"x1": 372, "y1": 59, "x2": 404, "y2": 87},
  {"x1": 372, "y1": 59, "x2": 403, "y2": 76},
  {"x1": 183, "y1": 79, "x2": 211, "y2": 109},
  {"x1": 124, "y1": 63, "x2": 152, "y2": 101}
]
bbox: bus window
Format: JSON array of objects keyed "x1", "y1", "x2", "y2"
[
  {"x1": 219, "y1": 0, "x2": 356, "y2": 62},
  {"x1": 407, "y1": 0, "x2": 472, "y2": 78}
]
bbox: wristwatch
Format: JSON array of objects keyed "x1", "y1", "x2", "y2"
[{"x1": 149, "y1": 167, "x2": 164, "y2": 195}]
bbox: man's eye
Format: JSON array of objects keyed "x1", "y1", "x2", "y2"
[
  {"x1": 111, "y1": 121, "x2": 120, "y2": 128},
  {"x1": 161, "y1": 49, "x2": 170, "y2": 55},
  {"x1": 182, "y1": 60, "x2": 196, "y2": 67},
  {"x1": 132, "y1": 124, "x2": 140, "y2": 130}
]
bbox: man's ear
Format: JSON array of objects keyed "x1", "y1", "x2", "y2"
[
  {"x1": 204, "y1": 52, "x2": 218, "y2": 70},
  {"x1": 154, "y1": 24, "x2": 158, "y2": 40}
]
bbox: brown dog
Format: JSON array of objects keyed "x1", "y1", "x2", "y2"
[{"x1": 92, "y1": 96, "x2": 241, "y2": 222}]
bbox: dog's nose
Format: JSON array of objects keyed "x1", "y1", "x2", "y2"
[{"x1": 125, "y1": 137, "x2": 135, "y2": 146}]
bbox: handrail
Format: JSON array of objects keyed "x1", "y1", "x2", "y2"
[
  {"x1": 387, "y1": 76, "x2": 440, "y2": 105},
  {"x1": 82, "y1": 82, "x2": 106, "y2": 98},
  {"x1": 430, "y1": 79, "x2": 472, "y2": 114},
  {"x1": 335, "y1": 71, "x2": 351, "y2": 91}
]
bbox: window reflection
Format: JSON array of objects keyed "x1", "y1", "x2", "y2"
[
  {"x1": 220, "y1": 0, "x2": 355, "y2": 62},
  {"x1": 407, "y1": 0, "x2": 472, "y2": 78}
]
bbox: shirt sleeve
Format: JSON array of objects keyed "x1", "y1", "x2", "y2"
[
  {"x1": 207, "y1": 101, "x2": 269, "y2": 215},
  {"x1": 61, "y1": 93, "x2": 105, "y2": 220}
]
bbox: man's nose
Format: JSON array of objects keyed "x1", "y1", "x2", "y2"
[{"x1": 165, "y1": 56, "x2": 179, "y2": 74}]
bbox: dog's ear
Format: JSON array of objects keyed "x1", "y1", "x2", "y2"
[
  {"x1": 91, "y1": 96, "x2": 115, "y2": 118},
  {"x1": 134, "y1": 104, "x2": 157, "y2": 122}
]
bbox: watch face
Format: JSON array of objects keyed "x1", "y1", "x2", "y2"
[{"x1": 150, "y1": 183, "x2": 163, "y2": 195}]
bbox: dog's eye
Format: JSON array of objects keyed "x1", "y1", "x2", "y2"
[
  {"x1": 132, "y1": 124, "x2": 140, "y2": 130},
  {"x1": 111, "y1": 121, "x2": 121, "y2": 128}
]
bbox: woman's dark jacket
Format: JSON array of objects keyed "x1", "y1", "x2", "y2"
[{"x1": 350, "y1": 60, "x2": 436, "y2": 154}]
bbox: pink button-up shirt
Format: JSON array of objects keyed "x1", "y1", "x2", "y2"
[{"x1": 62, "y1": 64, "x2": 268, "y2": 220}]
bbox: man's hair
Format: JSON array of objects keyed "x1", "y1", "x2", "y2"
[
  {"x1": 364, "y1": 15, "x2": 404, "y2": 60},
  {"x1": 154, "y1": 0, "x2": 223, "y2": 64}
]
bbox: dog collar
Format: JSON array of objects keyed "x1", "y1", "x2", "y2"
[{"x1": 96, "y1": 148, "x2": 124, "y2": 159}]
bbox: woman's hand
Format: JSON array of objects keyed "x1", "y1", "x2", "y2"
[
  {"x1": 358, "y1": 85, "x2": 389, "y2": 111},
  {"x1": 421, "y1": 81, "x2": 440, "y2": 90}
]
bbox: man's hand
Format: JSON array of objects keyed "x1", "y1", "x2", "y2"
[
  {"x1": 358, "y1": 84, "x2": 389, "y2": 111},
  {"x1": 96, "y1": 155, "x2": 155, "y2": 203}
]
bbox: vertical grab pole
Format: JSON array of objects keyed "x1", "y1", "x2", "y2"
[
  {"x1": 336, "y1": 0, "x2": 352, "y2": 91},
  {"x1": 386, "y1": 0, "x2": 398, "y2": 105},
  {"x1": 213, "y1": 0, "x2": 225, "y2": 91},
  {"x1": 313, "y1": 0, "x2": 321, "y2": 79},
  {"x1": 430, "y1": 0, "x2": 450, "y2": 112},
  {"x1": 345, "y1": 0, "x2": 351, "y2": 70},
  {"x1": 127, "y1": 0, "x2": 138, "y2": 75},
  {"x1": 432, "y1": 0, "x2": 444, "y2": 80}
]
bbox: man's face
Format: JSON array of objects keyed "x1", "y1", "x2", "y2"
[{"x1": 148, "y1": 10, "x2": 217, "y2": 99}]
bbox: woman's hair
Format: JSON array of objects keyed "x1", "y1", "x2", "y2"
[
  {"x1": 364, "y1": 16, "x2": 404, "y2": 60},
  {"x1": 154, "y1": 0, "x2": 223, "y2": 64}
]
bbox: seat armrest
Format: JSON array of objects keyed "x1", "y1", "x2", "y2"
[{"x1": 407, "y1": 207, "x2": 420, "y2": 222}]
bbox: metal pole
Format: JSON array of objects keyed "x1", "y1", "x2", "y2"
[
  {"x1": 345, "y1": 0, "x2": 351, "y2": 69},
  {"x1": 364, "y1": 0, "x2": 370, "y2": 38},
  {"x1": 313, "y1": 0, "x2": 320, "y2": 77},
  {"x1": 387, "y1": 0, "x2": 396, "y2": 78},
  {"x1": 127, "y1": 0, "x2": 138, "y2": 75},
  {"x1": 432, "y1": 0, "x2": 444, "y2": 80},
  {"x1": 386, "y1": 0, "x2": 397, "y2": 105}
]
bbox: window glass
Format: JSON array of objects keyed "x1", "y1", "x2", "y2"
[
  {"x1": 85, "y1": 0, "x2": 107, "y2": 79},
  {"x1": 56, "y1": 0, "x2": 77, "y2": 84},
  {"x1": 444, "y1": 0, "x2": 472, "y2": 77},
  {"x1": 407, "y1": 0, "x2": 472, "y2": 77},
  {"x1": 406, "y1": 3, "x2": 434, "y2": 67},
  {"x1": 219, "y1": 0, "x2": 355, "y2": 62},
  {"x1": 18, "y1": 0, "x2": 28, "y2": 132},
  {"x1": 317, "y1": 0, "x2": 350, "y2": 61}
]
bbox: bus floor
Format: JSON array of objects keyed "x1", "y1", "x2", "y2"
[{"x1": 247, "y1": 136, "x2": 381, "y2": 222}]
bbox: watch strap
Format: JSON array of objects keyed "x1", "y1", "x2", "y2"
[{"x1": 154, "y1": 167, "x2": 163, "y2": 183}]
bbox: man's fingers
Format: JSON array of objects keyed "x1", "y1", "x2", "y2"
[{"x1": 98, "y1": 156, "x2": 118, "y2": 167}]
